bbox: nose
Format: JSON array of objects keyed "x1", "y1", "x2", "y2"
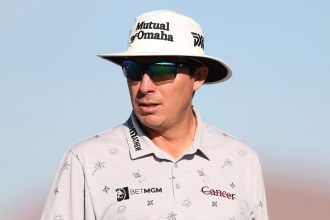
[{"x1": 139, "y1": 72, "x2": 156, "y2": 94}]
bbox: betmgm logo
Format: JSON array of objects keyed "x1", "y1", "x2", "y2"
[
  {"x1": 116, "y1": 187, "x2": 130, "y2": 201},
  {"x1": 116, "y1": 186, "x2": 162, "y2": 202}
]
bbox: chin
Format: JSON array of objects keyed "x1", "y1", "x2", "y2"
[{"x1": 137, "y1": 114, "x2": 163, "y2": 129}]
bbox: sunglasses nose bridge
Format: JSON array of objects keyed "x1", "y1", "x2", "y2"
[
  {"x1": 139, "y1": 71, "x2": 157, "y2": 93},
  {"x1": 140, "y1": 66, "x2": 150, "y2": 80}
]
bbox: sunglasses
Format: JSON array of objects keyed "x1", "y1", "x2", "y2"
[{"x1": 121, "y1": 60, "x2": 195, "y2": 84}]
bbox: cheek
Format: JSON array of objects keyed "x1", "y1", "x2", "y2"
[{"x1": 165, "y1": 84, "x2": 194, "y2": 108}]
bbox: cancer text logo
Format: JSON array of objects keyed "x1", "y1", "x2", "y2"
[
  {"x1": 191, "y1": 32, "x2": 204, "y2": 50},
  {"x1": 201, "y1": 186, "x2": 236, "y2": 200}
]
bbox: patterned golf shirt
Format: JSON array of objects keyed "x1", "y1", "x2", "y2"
[{"x1": 41, "y1": 111, "x2": 268, "y2": 220}]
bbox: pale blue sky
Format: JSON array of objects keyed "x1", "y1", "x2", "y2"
[{"x1": 1, "y1": 0, "x2": 329, "y2": 213}]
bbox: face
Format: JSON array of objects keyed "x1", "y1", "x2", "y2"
[{"x1": 126, "y1": 57, "x2": 207, "y2": 132}]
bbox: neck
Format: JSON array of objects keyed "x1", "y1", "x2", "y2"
[{"x1": 141, "y1": 108, "x2": 197, "y2": 160}]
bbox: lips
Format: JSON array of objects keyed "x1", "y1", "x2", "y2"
[{"x1": 137, "y1": 101, "x2": 160, "y2": 114}]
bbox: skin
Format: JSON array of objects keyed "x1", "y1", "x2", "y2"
[{"x1": 127, "y1": 58, "x2": 208, "y2": 159}]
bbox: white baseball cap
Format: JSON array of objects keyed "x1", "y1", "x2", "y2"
[{"x1": 98, "y1": 10, "x2": 232, "y2": 84}]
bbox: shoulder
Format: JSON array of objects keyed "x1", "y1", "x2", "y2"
[
  {"x1": 68, "y1": 124, "x2": 128, "y2": 163},
  {"x1": 202, "y1": 122, "x2": 259, "y2": 160}
]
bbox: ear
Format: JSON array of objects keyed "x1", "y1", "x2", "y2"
[{"x1": 193, "y1": 65, "x2": 208, "y2": 91}]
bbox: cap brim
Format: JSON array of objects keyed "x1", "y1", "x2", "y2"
[{"x1": 98, "y1": 52, "x2": 232, "y2": 84}]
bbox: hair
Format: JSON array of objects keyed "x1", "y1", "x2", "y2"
[
  {"x1": 189, "y1": 64, "x2": 201, "y2": 98},
  {"x1": 187, "y1": 60, "x2": 208, "y2": 98}
]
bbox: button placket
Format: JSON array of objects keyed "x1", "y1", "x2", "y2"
[{"x1": 172, "y1": 162, "x2": 181, "y2": 191}]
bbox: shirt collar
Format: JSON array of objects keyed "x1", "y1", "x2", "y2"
[
  {"x1": 124, "y1": 109, "x2": 210, "y2": 161},
  {"x1": 186, "y1": 109, "x2": 210, "y2": 160},
  {"x1": 124, "y1": 112, "x2": 154, "y2": 160}
]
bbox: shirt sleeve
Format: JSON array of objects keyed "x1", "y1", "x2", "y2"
[
  {"x1": 250, "y1": 155, "x2": 269, "y2": 220},
  {"x1": 40, "y1": 149, "x2": 95, "y2": 220}
]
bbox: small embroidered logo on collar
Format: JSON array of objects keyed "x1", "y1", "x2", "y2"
[{"x1": 127, "y1": 118, "x2": 142, "y2": 151}]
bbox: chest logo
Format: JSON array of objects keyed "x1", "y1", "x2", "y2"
[
  {"x1": 115, "y1": 186, "x2": 163, "y2": 202},
  {"x1": 116, "y1": 187, "x2": 130, "y2": 201},
  {"x1": 201, "y1": 186, "x2": 236, "y2": 200}
]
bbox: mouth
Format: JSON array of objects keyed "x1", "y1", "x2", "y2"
[
  {"x1": 137, "y1": 102, "x2": 160, "y2": 114},
  {"x1": 139, "y1": 103, "x2": 159, "y2": 107}
]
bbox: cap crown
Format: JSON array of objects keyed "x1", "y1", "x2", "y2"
[{"x1": 126, "y1": 10, "x2": 206, "y2": 56}]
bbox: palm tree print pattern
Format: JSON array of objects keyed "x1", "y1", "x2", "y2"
[
  {"x1": 221, "y1": 159, "x2": 233, "y2": 168},
  {"x1": 92, "y1": 161, "x2": 105, "y2": 175}
]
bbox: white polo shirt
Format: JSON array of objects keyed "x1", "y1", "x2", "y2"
[{"x1": 41, "y1": 111, "x2": 268, "y2": 220}]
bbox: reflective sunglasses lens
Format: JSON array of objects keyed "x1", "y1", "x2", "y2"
[
  {"x1": 122, "y1": 61, "x2": 142, "y2": 81},
  {"x1": 149, "y1": 62, "x2": 177, "y2": 82}
]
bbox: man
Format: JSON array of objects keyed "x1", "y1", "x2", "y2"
[{"x1": 41, "y1": 10, "x2": 268, "y2": 220}]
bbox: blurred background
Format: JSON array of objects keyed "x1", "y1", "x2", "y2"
[{"x1": 1, "y1": 0, "x2": 329, "y2": 219}]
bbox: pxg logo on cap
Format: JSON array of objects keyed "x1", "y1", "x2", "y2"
[{"x1": 116, "y1": 187, "x2": 130, "y2": 201}]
